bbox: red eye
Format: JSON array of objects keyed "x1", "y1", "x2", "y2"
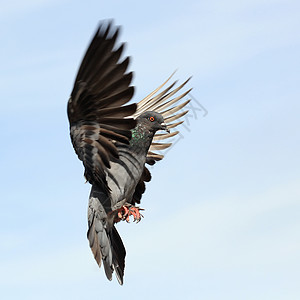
[{"x1": 149, "y1": 116, "x2": 155, "y2": 122}]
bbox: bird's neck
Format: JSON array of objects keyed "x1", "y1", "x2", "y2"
[{"x1": 129, "y1": 123, "x2": 154, "y2": 154}]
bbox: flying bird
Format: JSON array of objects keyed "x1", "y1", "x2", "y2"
[{"x1": 67, "y1": 21, "x2": 192, "y2": 285}]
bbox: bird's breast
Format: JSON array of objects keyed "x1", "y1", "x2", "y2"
[{"x1": 106, "y1": 146, "x2": 147, "y2": 206}]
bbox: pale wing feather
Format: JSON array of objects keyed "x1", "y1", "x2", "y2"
[
  {"x1": 167, "y1": 120, "x2": 184, "y2": 129},
  {"x1": 164, "y1": 110, "x2": 189, "y2": 123},
  {"x1": 153, "y1": 131, "x2": 179, "y2": 141},
  {"x1": 132, "y1": 72, "x2": 192, "y2": 164},
  {"x1": 155, "y1": 89, "x2": 191, "y2": 113},
  {"x1": 134, "y1": 71, "x2": 177, "y2": 111},
  {"x1": 161, "y1": 100, "x2": 190, "y2": 118},
  {"x1": 149, "y1": 143, "x2": 172, "y2": 151},
  {"x1": 134, "y1": 78, "x2": 191, "y2": 117},
  {"x1": 133, "y1": 82, "x2": 177, "y2": 117}
]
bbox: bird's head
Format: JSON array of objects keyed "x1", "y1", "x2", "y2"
[{"x1": 137, "y1": 111, "x2": 170, "y2": 133}]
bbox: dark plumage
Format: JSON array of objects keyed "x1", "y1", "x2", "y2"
[{"x1": 68, "y1": 21, "x2": 192, "y2": 284}]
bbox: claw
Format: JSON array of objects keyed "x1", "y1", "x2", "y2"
[{"x1": 116, "y1": 205, "x2": 144, "y2": 223}]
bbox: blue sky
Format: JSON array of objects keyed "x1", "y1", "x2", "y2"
[{"x1": 1, "y1": 0, "x2": 300, "y2": 299}]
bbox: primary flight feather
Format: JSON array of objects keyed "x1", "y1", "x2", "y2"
[{"x1": 68, "y1": 21, "x2": 192, "y2": 284}]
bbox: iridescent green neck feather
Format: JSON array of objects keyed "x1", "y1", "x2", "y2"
[{"x1": 130, "y1": 123, "x2": 153, "y2": 151}]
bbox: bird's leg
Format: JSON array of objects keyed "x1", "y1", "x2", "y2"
[
  {"x1": 116, "y1": 204, "x2": 144, "y2": 223},
  {"x1": 117, "y1": 205, "x2": 129, "y2": 220}
]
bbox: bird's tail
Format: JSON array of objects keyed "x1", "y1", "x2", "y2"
[
  {"x1": 87, "y1": 195, "x2": 126, "y2": 285},
  {"x1": 109, "y1": 225, "x2": 126, "y2": 284}
]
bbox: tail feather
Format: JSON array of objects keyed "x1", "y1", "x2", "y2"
[
  {"x1": 87, "y1": 214, "x2": 102, "y2": 265},
  {"x1": 87, "y1": 212, "x2": 114, "y2": 281},
  {"x1": 88, "y1": 196, "x2": 126, "y2": 284},
  {"x1": 109, "y1": 225, "x2": 126, "y2": 285}
]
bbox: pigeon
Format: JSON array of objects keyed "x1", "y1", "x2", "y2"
[{"x1": 67, "y1": 21, "x2": 192, "y2": 285}]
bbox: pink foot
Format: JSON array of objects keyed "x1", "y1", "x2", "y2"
[{"x1": 116, "y1": 205, "x2": 144, "y2": 223}]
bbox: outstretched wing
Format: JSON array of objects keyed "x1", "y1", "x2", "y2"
[
  {"x1": 131, "y1": 73, "x2": 192, "y2": 204},
  {"x1": 68, "y1": 21, "x2": 137, "y2": 191}
]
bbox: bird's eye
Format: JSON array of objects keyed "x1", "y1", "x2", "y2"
[{"x1": 149, "y1": 116, "x2": 155, "y2": 122}]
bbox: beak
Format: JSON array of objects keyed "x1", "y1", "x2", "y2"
[{"x1": 161, "y1": 122, "x2": 170, "y2": 133}]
